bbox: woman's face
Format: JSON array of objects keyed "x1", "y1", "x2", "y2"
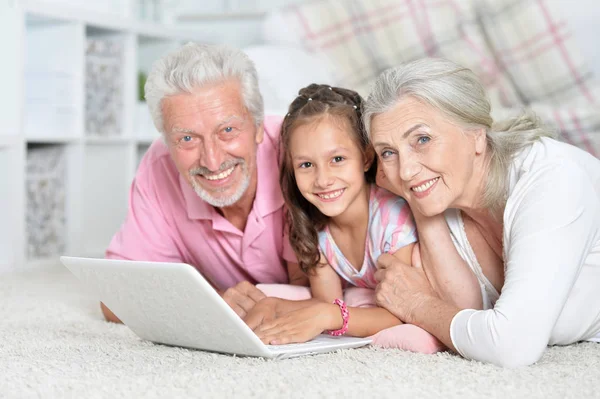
[{"x1": 370, "y1": 97, "x2": 486, "y2": 216}]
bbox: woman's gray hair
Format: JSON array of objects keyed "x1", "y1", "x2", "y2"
[
  {"x1": 145, "y1": 42, "x2": 264, "y2": 133},
  {"x1": 363, "y1": 58, "x2": 556, "y2": 213}
]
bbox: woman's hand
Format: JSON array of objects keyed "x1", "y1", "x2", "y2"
[
  {"x1": 374, "y1": 247, "x2": 437, "y2": 324},
  {"x1": 252, "y1": 303, "x2": 337, "y2": 345}
]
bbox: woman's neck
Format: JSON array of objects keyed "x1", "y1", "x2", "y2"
[
  {"x1": 329, "y1": 183, "x2": 371, "y2": 235},
  {"x1": 455, "y1": 153, "x2": 503, "y2": 239}
]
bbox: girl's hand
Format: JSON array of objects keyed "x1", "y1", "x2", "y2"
[
  {"x1": 374, "y1": 250, "x2": 437, "y2": 324},
  {"x1": 243, "y1": 297, "x2": 285, "y2": 330},
  {"x1": 253, "y1": 303, "x2": 337, "y2": 345}
]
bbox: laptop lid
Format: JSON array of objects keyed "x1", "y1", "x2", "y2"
[{"x1": 60, "y1": 256, "x2": 273, "y2": 358}]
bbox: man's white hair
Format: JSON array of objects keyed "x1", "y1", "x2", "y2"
[{"x1": 144, "y1": 42, "x2": 264, "y2": 133}]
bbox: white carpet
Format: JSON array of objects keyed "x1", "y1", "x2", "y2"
[{"x1": 1, "y1": 267, "x2": 599, "y2": 399}]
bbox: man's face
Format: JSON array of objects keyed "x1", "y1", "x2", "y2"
[{"x1": 162, "y1": 80, "x2": 264, "y2": 208}]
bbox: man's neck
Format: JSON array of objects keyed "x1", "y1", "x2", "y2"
[{"x1": 218, "y1": 170, "x2": 258, "y2": 232}]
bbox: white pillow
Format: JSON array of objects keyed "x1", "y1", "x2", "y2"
[{"x1": 243, "y1": 44, "x2": 336, "y2": 116}]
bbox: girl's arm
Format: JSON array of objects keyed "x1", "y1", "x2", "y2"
[
  {"x1": 244, "y1": 257, "x2": 340, "y2": 330},
  {"x1": 309, "y1": 256, "x2": 343, "y2": 302},
  {"x1": 254, "y1": 248, "x2": 416, "y2": 342},
  {"x1": 310, "y1": 255, "x2": 403, "y2": 336},
  {"x1": 286, "y1": 261, "x2": 309, "y2": 286},
  {"x1": 253, "y1": 297, "x2": 404, "y2": 343}
]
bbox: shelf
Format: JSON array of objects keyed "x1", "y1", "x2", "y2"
[
  {"x1": 24, "y1": 255, "x2": 64, "y2": 271},
  {"x1": 26, "y1": 136, "x2": 82, "y2": 144},
  {"x1": 24, "y1": 19, "x2": 82, "y2": 139},
  {"x1": 4, "y1": 0, "x2": 214, "y2": 271},
  {"x1": 0, "y1": 147, "x2": 22, "y2": 268},
  {"x1": 85, "y1": 136, "x2": 133, "y2": 145},
  {"x1": 176, "y1": 12, "x2": 267, "y2": 22},
  {"x1": 136, "y1": 136, "x2": 160, "y2": 145},
  {"x1": 26, "y1": 143, "x2": 68, "y2": 260},
  {"x1": 80, "y1": 144, "x2": 130, "y2": 255},
  {"x1": 23, "y1": 0, "x2": 210, "y2": 41},
  {"x1": 0, "y1": 135, "x2": 21, "y2": 147},
  {"x1": 85, "y1": 31, "x2": 126, "y2": 137}
]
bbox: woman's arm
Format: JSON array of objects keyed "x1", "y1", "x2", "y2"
[
  {"x1": 378, "y1": 162, "x2": 599, "y2": 367},
  {"x1": 412, "y1": 213, "x2": 483, "y2": 310},
  {"x1": 450, "y1": 162, "x2": 599, "y2": 367},
  {"x1": 377, "y1": 162, "x2": 482, "y2": 310}
]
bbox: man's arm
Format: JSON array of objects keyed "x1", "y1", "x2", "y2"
[
  {"x1": 100, "y1": 302, "x2": 122, "y2": 324},
  {"x1": 102, "y1": 152, "x2": 185, "y2": 322}
]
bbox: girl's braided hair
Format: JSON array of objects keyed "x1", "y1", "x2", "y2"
[{"x1": 279, "y1": 83, "x2": 376, "y2": 274}]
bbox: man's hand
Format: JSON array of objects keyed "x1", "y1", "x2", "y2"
[{"x1": 220, "y1": 281, "x2": 266, "y2": 318}]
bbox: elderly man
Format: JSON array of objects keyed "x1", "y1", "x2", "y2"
[{"x1": 102, "y1": 43, "x2": 306, "y2": 323}]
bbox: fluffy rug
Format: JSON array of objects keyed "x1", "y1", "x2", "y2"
[{"x1": 1, "y1": 267, "x2": 599, "y2": 398}]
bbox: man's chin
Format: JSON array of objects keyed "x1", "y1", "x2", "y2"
[{"x1": 193, "y1": 184, "x2": 247, "y2": 208}]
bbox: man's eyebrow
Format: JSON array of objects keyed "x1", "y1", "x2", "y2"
[
  {"x1": 219, "y1": 115, "x2": 244, "y2": 125},
  {"x1": 172, "y1": 127, "x2": 195, "y2": 134}
]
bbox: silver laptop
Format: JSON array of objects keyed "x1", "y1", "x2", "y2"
[{"x1": 60, "y1": 256, "x2": 371, "y2": 359}]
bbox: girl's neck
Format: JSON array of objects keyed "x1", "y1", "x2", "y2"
[{"x1": 328, "y1": 183, "x2": 371, "y2": 235}]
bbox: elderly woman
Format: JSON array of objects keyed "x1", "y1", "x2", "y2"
[{"x1": 364, "y1": 58, "x2": 600, "y2": 368}]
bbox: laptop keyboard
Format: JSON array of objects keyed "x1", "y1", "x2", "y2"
[{"x1": 265, "y1": 335, "x2": 346, "y2": 353}]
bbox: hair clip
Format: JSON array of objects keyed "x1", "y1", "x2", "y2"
[
  {"x1": 353, "y1": 105, "x2": 358, "y2": 109},
  {"x1": 308, "y1": 98, "x2": 313, "y2": 101}
]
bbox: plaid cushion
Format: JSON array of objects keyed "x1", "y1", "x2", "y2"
[
  {"x1": 266, "y1": 0, "x2": 504, "y2": 98},
  {"x1": 475, "y1": 0, "x2": 600, "y2": 107},
  {"x1": 266, "y1": 0, "x2": 600, "y2": 156}
]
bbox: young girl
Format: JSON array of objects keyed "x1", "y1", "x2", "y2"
[{"x1": 252, "y1": 84, "x2": 443, "y2": 353}]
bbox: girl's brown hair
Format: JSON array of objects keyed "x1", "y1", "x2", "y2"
[{"x1": 280, "y1": 83, "x2": 376, "y2": 274}]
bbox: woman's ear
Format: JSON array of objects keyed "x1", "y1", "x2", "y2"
[
  {"x1": 364, "y1": 147, "x2": 375, "y2": 171},
  {"x1": 474, "y1": 128, "x2": 487, "y2": 155}
]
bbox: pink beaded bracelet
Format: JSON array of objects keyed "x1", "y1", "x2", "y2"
[{"x1": 327, "y1": 298, "x2": 349, "y2": 336}]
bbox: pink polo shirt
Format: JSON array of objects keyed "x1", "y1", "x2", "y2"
[{"x1": 105, "y1": 115, "x2": 296, "y2": 290}]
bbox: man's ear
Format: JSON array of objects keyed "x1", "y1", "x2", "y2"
[
  {"x1": 255, "y1": 122, "x2": 265, "y2": 144},
  {"x1": 364, "y1": 146, "x2": 375, "y2": 171},
  {"x1": 474, "y1": 127, "x2": 487, "y2": 155}
]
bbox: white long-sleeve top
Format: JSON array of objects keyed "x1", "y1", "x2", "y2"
[{"x1": 446, "y1": 137, "x2": 600, "y2": 368}]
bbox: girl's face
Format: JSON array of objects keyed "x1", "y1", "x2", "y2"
[
  {"x1": 370, "y1": 97, "x2": 486, "y2": 216},
  {"x1": 290, "y1": 115, "x2": 371, "y2": 219}
]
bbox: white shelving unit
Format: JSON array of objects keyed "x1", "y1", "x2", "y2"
[{"x1": 0, "y1": 0, "x2": 223, "y2": 272}]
